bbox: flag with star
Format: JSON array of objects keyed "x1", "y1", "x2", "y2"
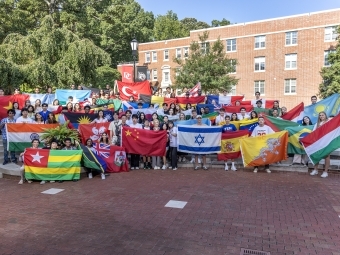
[
  {"x1": 177, "y1": 125, "x2": 222, "y2": 154},
  {"x1": 121, "y1": 126, "x2": 167, "y2": 156},
  {"x1": 0, "y1": 95, "x2": 30, "y2": 120},
  {"x1": 63, "y1": 112, "x2": 97, "y2": 129},
  {"x1": 23, "y1": 148, "x2": 82, "y2": 181},
  {"x1": 284, "y1": 125, "x2": 314, "y2": 154}
]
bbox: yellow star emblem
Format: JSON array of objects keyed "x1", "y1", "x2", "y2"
[
  {"x1": 125, "y1": 130, "x2": 132, "y2": 136},
  {"x1": 4, "y1": 102, "x2": 13, "y2": 110}
]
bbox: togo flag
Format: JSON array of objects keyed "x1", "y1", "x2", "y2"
[
  {"x1": 24, "y1": 148, "x2": 82, "y2": 181},
  {"x1": 240, "y1": 131, "x2": 288, "y2": 167},
  {"x1": 177, "y1": 125, "x2": 222, "y2": 154},
  {"x1": 301, "y1": 114, "x2": 340, "y2": 165},
  {"x1": 6, "y1": 123, "x2": 59, "y2": 151},
  {"x1": 285, "y1": 125, "x2": 314, "y2": 154}
]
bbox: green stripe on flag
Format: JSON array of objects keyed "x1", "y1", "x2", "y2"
[
  {"x1": 47, "y1": 161, "x2": 81, "y2": 168},
  {"x1": 25, "y1": 173, "x2": 80, "y2": 181},
  {"x1": 285, "y1": 125, "x2": 313, "y2": 154}
]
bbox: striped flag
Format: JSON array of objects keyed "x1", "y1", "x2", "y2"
[
  {"x1": 217, "y1": 130, "x2": 249, "y2": 160},
  {"x1": 301, "y1": 114, "x2": 340, "y2": 164},
  {"x1": 24, "y1": 148, "x2": 82, "y2": 181},
  {"x1": 177, "y1": 125, "x2": 222, "y2": 154},
  {"x1": 189, "y1": 82, "x2": 201, "y2": 96},
  {"x1": 282, "y1": 102, "x2": 304, "y2": 123},
  {"x1": 6, "y1": 123, "x2": 59, "y2": 151}
]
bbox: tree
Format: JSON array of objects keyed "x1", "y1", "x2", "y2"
[
  {"x1": 174, "y1": 31, "x2": 238, "y2": 92},
  {"x1": 180, "y1": 18, "x2": 210, "y2": 33},
  {"x1": 318, "y1": 27, "x2": 340, "y2": 98},
  {"x1": 153, "y1": 10, "x2": 187, "y2": 41},
  {"x1": 0, "y1": 59, "x2": 24, "y2": 92},
  {"x1": 211, "y1": 18, "x2": 231, "y2": 27},
  {"x1": 95, "y1": 66, "x2": 121, "y2": 87}
]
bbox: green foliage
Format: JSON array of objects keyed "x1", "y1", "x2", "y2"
[
  {"x1": 211, "y1": 18, "x2": 231, "y2": 27},
  {"x1": 180, "y1": 18, "x2": 210, "y2": 33},
  {"x1": 40, "y1": 122, "x2": 80, "y2": 144},
  {"x1": 174, "y1": 31, "x2": 239, "y2": 92},
  {"x1": 153, "y1": 10, "x2": 187, "y2": 40},
  {"x1": 319, "y1": 27, "x2": 340, "y2": 98},
  {"x1": 0, "y1": 59, "x2": 24, "y2": 92},
  {"x1": 95, "y1": 66, "x2": 121, "y2": 87}
]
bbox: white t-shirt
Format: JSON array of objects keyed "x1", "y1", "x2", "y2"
[
  {"x1": 16, "y1": 116, "x2": 34, "y2": 123},
  {"x1": 313, "y1": 120, "x2": 327, "y2": 131},
  {"x1": 129, "y1": 123, "x2": 143, "y2": 129},
  {"x1": 92, "y1": 118, "x2": 108, "y2": 123},
  {"x1": 169, "y1": 126, "x2": 178, "y2": 147},
  {"x1": 215, "y1": 115, "x2": 225, "y2": 125},
  {"x1": 251, "y1": 124, "x2": 274, "y2": 137}
]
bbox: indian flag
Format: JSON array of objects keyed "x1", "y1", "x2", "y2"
[
  {"x1": 300, "y1": 114, "x2": 340, "y2": 165},
  {"x1": 6, "y1": 123, "x2": 59, "y2": 151},
  {"x1": 24, "y1": 148, "x2": 82, "y2": 181}
]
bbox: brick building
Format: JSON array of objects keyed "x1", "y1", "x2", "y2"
[{"x1": 118, "y1": 8, "x2": 340, "y2": 109}]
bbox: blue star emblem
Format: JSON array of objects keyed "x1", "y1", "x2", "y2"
[{"x1": 195, "y1": 134, "x2": 205, "y2": 146}]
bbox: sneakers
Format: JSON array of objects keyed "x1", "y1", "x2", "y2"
[
  {"x1": 198, "y1": 158, "x2": 202, "y2": 164},
  {"x1": 26, "y1": 179, "x2": 32, "y2": 184},
  {"x1": 3, "y1": 160, "x2": 9, "y2": 165},
  {"x1": 182, "y1": 157, "x2": 186, "y2": 162},
  {"x1": 190, "y1": 159, "x2": 195, "y2": 163},
  {"x1": 50, "y1": 181, "x2": 55, "y2": 183},
  {"x1": 173, "y1": 167, "x2": 177, "y2": 170},
  {"x1": 203, "y1": 165, "x2": 208, "y2": 170},
  {"x1": 135, "y1": 167, "x2": 139, "y2": 170},
  {"x1": 168, "y1": 166, "x2": 172, "y2": 169},
  {"x1": 224, "y1": 164, "x2": 229, "y2": 171},
  {"x1": 266, "y1": 168, "x2": 271, "y2": 173},
  {"x1": 194, "y1": 166, "x2": 199, "y2": 170},
  {"x1": 88, "y1": 173, "x2": 93, "y2": 179},
  {"x1": 310, "y1": 169, "x2": 318, "y2": 176},
  {"x1": 101, "y1": 173, "x2": 106, "y2": 180},
  {"x1": 253, "y1": 167, "x2": 258, "y2": 173},
  {"x1": 40, "y1": 180, "x2": 46, "y2": 185},
  {"x1": 18, "y1": 179, "x2": 23, "y2": 185},
  {"x1": 161, "y1": 165, "x2": 167, "y2": 170},
  {"x1": 131, "y1": 167, "x2": 135, "y2": 170},
  {"x1": 154, "y1": 166, "x2": 160, "y2": 170},
  {"x1": 320, "y1": 171, "x2": 328, "y2": 178},
  {"x1": 231, "y1": 165, "x2": 237, "y2": 171},
  {"x1": 143, "y1": 164, "x2": 147, "y2": 169}
]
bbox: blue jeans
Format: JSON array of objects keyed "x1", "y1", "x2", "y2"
[{"x1": 3, "y1": 139, "x2": 16, "y2": 162}]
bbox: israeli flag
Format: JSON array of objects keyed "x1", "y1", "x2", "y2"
[{"x1": 177, "y1": 125, "x2": 222, "y2": 154}]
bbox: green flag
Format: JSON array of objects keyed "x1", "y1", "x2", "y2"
[
  {"x1": 264, "y1": 115, "x2": 299, "y2": 132},
  {"x1": 95, "y1": 99, "x2": 122, "y2": 110},
  {"x1": 285, "y1": 125, "x2": 314, "y2": 154}
]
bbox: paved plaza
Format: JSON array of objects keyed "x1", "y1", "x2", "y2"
[{"x1": 0, "y1": 168, "x2": 340, "y2": 255}]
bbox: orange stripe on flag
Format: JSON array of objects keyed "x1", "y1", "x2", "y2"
[{"x1": 7, "y1": 123, "x2": 59, "y2": 132}]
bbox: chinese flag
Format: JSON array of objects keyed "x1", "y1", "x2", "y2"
[
  {"x1": 117, "y1": 81, "x2": 152, "y2": 101},
  {"x1": 121, "y1": 65, "x2": 134, "y2": 83},
  {"x1": 121, "y1": 126, "x2": 167, "y2": 156}
]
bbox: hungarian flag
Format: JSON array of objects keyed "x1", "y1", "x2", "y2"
[
  {"x1": 281, "y1": 102, "x2": 304, "y2": 123},
  {"x1": 217, "y1": 130, "x2": 249, "y2": 160},
  {"x1": 176, "y1": 96, "x2": 206, "y2": 109},
  {"x1": 78, "y1": 122, "x2": 110, "y2": 144},
  {"x1": 121, "y1": 126, "x2": 167, "y2": 156},
  {"x1": 24, "y1": 148, "x2": 82, "y2": 181},
  {"x1": 0, "y1": 95, "x2": 30, "y2": 120},
  {"x1": 63, "y1": 112, "x2": 97, "y2": 129},
  {"x1": 285, "y1": 125, "x2": 313, "y2": 154},
  {"x1": 6, "y1": 123, "x2": 59, "y2": 151},
  {"x1": 239, "y1": 131, "x2": 288, "y2": 167},
  {"x1": 117, "y1": 81, "x2": 152, "y2": 101},
  {"x1": 300, "y1": 114, "x2": 340, "y2": 164},
  {"x1": 263, "y1": 115, "x2": 299, "y2": 132}
]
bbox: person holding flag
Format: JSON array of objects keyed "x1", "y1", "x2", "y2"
[{"x1": 221, "y1": 115, "x2": 238, "y2": 171}]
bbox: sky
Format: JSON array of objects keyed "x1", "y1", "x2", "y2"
[{"x1": 136, "y1": 0, "x2": 340, "y2": 25}]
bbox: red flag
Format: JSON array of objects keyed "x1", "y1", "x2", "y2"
[
  {"x1": 0, "y1": 95, "x2": 30, "y2": 120},
  {"x1": 78, "y1": 123, "x2": 111, "y2": 144},
  {"x1": 109, "y1": 146, "x2": 129, "y2": 172},
  {"x1": 117, "y1": 81, "x2": 152, "y2": 101},
  {"x1": 176, "y1": 96, "x2": 206, "y2": 108},
  {"x1": 217, "y1": 130, "x2": 249, "y2": 160},
  {"x1": 241, "y1": 99, "x2": 276, "y2": 109},
  {"x1": 121, "y1": 65, "x2": 134, "y2": 83},
  {"x1": 121, "y1": 126, "x2": 167, "y2": 156},
  {"x1": 282, "y1": 102, "x2": 304, "y2": 122},
  {"x1": 189, "y1": 82, "x2": 201, "y2": 96},
  {"x1": 223, "y1": 105, "x2": 254, "y2": 114}
]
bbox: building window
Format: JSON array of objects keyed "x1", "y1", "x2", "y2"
[
  {"x1": 229, "y1": 85, "x2": 236, "y2": 95},
  {"x1": 325, "y1": 26, "x2": 338, "y2": 41},
  {"x1": 145, "y1": 52, "x2": 150, "y2": 63},
  {"x1": 164, "y1": 72, "x2": 169, "y2": 82},
  {"x1": 284, "y1": 79, "x2": 297, "y2": 94},
  {"x1": 184, "y1": 47, "x2": 189, "y2": 58},
  {"x1": 152, "y1": 51, "x2": 157, "y2": 62},
  {"x1": 164, "y1": 50, "x2": 169, "y2": 61},
  {"x1": 254, "y1": 57, "x2": 265, "y2": 72},
  {"x1": 255, "y1": 35, "x2": 266, "y2": 49},
  {"x1": 254, "y1": 81, "x2": 265, "y2": 95},
  {"x1": 324, "y1": 50, "x2": 336, "y2": 66},
  {"x1": 285, "y1": 54, "x2": 297, "y2": 69},
  {"x1": 286, "y1": 31, "x2": 298, "y2": 45},
  {"x1": 176, "y1": 48, "x2": 182, "y2": 59},
  {"x1": 229, "y1": 59, "x2": 237, "y2": 73},
  {"x1": 152, "y1": 69, "x2": 157, "y2": 81},
  {"x1": 226, "y1": 39, "x2": 236, "y2": 52},
  {"x1": 146, "y1": 69, "x2": 150, "y2": 80},
  {"x1": 201, "y1": 42, "x2": 210, "y2": 54}
]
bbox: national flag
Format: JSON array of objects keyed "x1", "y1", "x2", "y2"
[
  {"x1": 206, "y1": 95, "x2": 244, "y2": 106},
  {"x1": 0, "y1": 95, "x2": 30, "y2": 120},
  {"x1": 63, "y1": 112, "x2": 97, "y2": 129},
  {"x1": 117, "y1": 81, "x2": 152, "y2": 101},
  {"x1": 10, "y1": 94, "x2": 30, "y2": 109},
  {"x1": 93, "y1": 142, "x2": 111, "y2": 159},
  {"x1": 121, "y1": 126, "x2": 167, "y2": 156},
  {"x1": 240, "y1": 131, "x2": 288, "y2": 167},
  {"x1": 217, "y1": 130, "x2": 249, "y2": 160},
  {"x1": 300, "y1": 114, "x2": 340, "y2": 165},
  {"x1": 174, "y1": 118, "x2": 211, "y2": 126},
  {"x1": 47, "y1": 105, "x2": 63, "y2": 114},
  {"x1": 130, "y1": 108, "x2": 156, "y2": 120},
  {"x1": 176, "y1": 96, "x2": 206, "y2": 109},
  {"x1": 24, "y1": 148, "x2": 82, "y2": 181},
  {"x1": 6, "y1": 123, "x2": 59, "y2": 151},
  {"x1": 241, "y1": 99, "x2": 276, "y2": 109},
  {"x1": 239, "y1": 118, "x2": 259, "y2": 133},
  {"x1": 177, "y1": 125, "x2": 222, "y2": 154},
  {"x1": 196, "y1": 104, "x2": 217, "y2": 114},
  {"x1": 122, "y1": 101, "x2": 149, "y2": 111},
  {"x1": 254, "y1": 107, "x2": 270, "y2": 116},
  {"x1": 202, "y1": 112, "x2": 219, "y2": 125},
  {"x1": 78, "y1": 122, "x2": 111, "y2": 144},
  {"x1": 55, "y1": 89, "x2": 92, "y2": 105},
  {"x1": 80, "y1": 144, "x2": 107, "y2": 173},
  {"x1": 95, "y1": 98, "x2": 122, "y2": 111},
  {"x1": 303, "y1": 93, "x2": 340, "y2": 124},
  {"x1": 26, "y1": 93, "x2": 55, "y2": 105},
  {"x1": 282, "y1": 102, "x2": 304, "y2": 123},
  {"x1": 263, "y1": 115, "x2": 299, "y2": 132},
  {"x1": 189, "y1": 82, "x2": 201, "y2": 96},
  {"x1": 285, "y1": 125, "x2": 314, "y2": 154},
  {"x1": 138, "y1": 94, "x2": 176, "y2": 107},
  {"x1": 224, "y1": 105, "x2": 253, "y2": 119}
]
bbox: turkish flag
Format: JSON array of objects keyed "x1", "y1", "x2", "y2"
[
  {"x1": 117, "y1": 81, "x2": 152, "y2": 101},
  {"x1": 78, "y1": 122, "x2": 110, "y2": 144},
  {"x1": 121, "y1": 126, "x2": 167, "y2": 156},
  {"x1": 121, "y1": 65, "x2": 134, "y2": 83},
  {"x1": 0, "y1": 95, "x2": 30, "y2": 120}
]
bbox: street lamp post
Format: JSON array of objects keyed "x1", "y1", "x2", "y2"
[{"x1": 130, "y1": 38, "x2": 138, "y2": 82}]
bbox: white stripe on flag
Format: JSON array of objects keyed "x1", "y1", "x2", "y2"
[{"x1": 305, "y1": 127, "x2": 340, "y2": 155}]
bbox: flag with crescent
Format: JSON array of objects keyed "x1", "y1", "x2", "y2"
[{"x1": 117, "y1": 81, "x2": 152, "y2": 101}]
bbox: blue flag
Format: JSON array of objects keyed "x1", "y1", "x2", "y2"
[
  {"x1": 174, "y1": 118, "x2": 211, "y2": 126},
  {"x1": 56, "y1": 89, "x2": 92, "y2": 105},
  {"x1": 26, "y1": 94, "x2": 55, "y2": 105}
]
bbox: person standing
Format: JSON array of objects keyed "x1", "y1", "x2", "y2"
[
  {"x1": 168, "y1": 121, "x2": 178, "y2": 170},
  {"x1": 193, "y1": 115, "x2": 208, "y2": 170},
  {"x1": 221, "y1": 115, "x2": 237, "y2": 171},
  {"x1": 16, "y1": 108, "x2": 34, "y2": 123},
  {"x1": 129, "y1": 114, "x2": 142, "y2": 169},
  {"x1": 0, "y1": 109, "x2": 17, "y2": 165},
  {"x1": 39, "y1": 103, "x2": 51, "y2": 122}
]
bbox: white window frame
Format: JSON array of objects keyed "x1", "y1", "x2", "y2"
[
  {"x1": 145, "y1": 52, "x2": 150, "y2": 63},
  {"x1": 254, "y1": 57, "x2": 265, "y2": 72},
  {"x1": 226, "y1": 39, "x2": 236, "y2": 52},
  {"x1": 176, "y1": 48, "x2": 182, "y2": 59},
  {"x1": 152, "y1": 51, "x2": 157, "y2": 62},
  {"x1": 229, "y1": 59, "x2": 237, "y2": 74},
  {"x1": 285, "y1": 54, "x2": 297, "y2": 70},
  {"x1": 254, "y1": 35, "x2": 266, "y2": 49},
  {"x1": 184, "y1": 47, "x2": 189, "y2": 58},
  {"x1": 164, "y1": 72, "x2": 169, "y2": 83},
  {"x1": 284, "y1": 79, "x2": 297, "y2": 95},
  {"x1": 228, "y1": 85, "x2": 236, "y2": 95},
  {"x1": 324, "y1": 50, "x2": 336, "y2": 66},
  {"x1": 254, "y1": 81, "x2": 265, "y2": 95},
  {"x1": 325, "y1": 26, "x2": 338, "y2": 42},
  {"x1": 164, "y1": 50, "x2": 169, "y2": 61},
  {"x1": 201, "y1": 42, "x2": 210, "y2": 54},
  {"x1": 152, "y1": 69, "x2": 157, "y2": 81},
  {"x1": 286, "y1": 31, "x2": 298, "y2": 46}
]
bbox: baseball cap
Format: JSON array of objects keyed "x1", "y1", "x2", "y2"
[{"x1": 197, "y1": 115, "x2": 202, "y2": 119}]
